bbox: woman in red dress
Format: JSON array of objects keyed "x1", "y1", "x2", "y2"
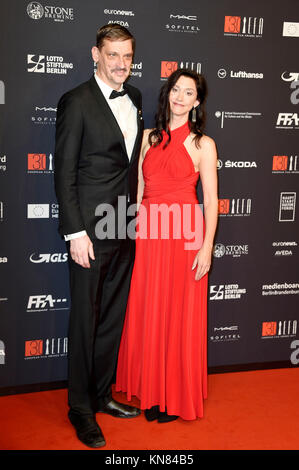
[{"x1": 116, "y1": 69, "x2": 218, "y2": 422}]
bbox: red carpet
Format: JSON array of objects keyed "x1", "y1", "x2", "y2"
[{"x1": 1, "y1": 368, "x2": 298, "y2": 450}]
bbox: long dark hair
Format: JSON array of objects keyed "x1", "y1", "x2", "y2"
[{"x1": 149, "y1": 68, "x2": 207, "y2": 149}]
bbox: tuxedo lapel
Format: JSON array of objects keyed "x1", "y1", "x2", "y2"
[
  {"x1": 124, "y1": 84, "x2": 144, "y2": 166},
  {"x1": 88, "y1": 76, "x2": 129, "y2": 160}
]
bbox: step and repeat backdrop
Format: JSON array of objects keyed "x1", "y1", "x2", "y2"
[{"x1": 1, "y1": 0, "x2": 299, "y2": 392}]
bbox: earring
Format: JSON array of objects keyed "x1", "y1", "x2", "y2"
[{"x1": 191, "y1": 107, "x2": 197, "y2": 123}]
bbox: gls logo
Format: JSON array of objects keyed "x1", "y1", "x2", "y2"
[{"x1": 30, "y1": 253, "x2": 68, "y2": 263}]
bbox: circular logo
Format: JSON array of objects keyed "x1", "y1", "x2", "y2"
[
  {"x1": 33, "y1": 205, "x2": 45, "y2": 217},
  {"x1": 217, "y1": 68, "x2": 227, "y2": 79},
  {"x1": 287, "y1": 23, "x2": 299, "y2": 36},
  {"x1": 27, "y1": 2, "x2": 44, "y2": 20},
  {"x1": 217, "y1": 159, "x2": 223, "y2": 170},
  {"x1": 215, "y1": 111, "x2": 222, "y2": 118},
  {"x1": 213, "y1": 243, "x2": 226, "y2": 258}
]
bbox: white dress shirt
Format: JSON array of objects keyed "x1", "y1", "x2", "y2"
[{"x1": 64, "y1": 73, "x2": 138, "y2": 241}]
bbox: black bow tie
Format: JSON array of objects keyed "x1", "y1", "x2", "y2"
[{"x1": 109, "y1": 89, "x2": 128, "y2": 99}]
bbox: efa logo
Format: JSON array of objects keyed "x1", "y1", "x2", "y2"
[
  {"x1": 273, "y1": 155, "x2": 288, "y2": 171},
  {"x1": 218, "y1": 199, "x2": 230, "y2": 214},
  {"x1": 28, "y1": 153, "x2": 46, "y2": 170},
  {"x1": 262, "y1": 322, "x2": 277, "y2": 336},
  {"x1": 161, "y1": 61, "x2": 178, "y2": 78},
  {"x1": 25, "y1": 339, "x2": 43, "y2": 357},
  {"x1": 224, "y1": 16, "x2": 241, "y2": 33}
]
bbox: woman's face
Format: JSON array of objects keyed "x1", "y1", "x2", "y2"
[{"x1": 168, "y1": 75, "x2": 199, "y2": 118}]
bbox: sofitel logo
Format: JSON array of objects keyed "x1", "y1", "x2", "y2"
[
  {"x1": 210, "y1": 325, "x2": 241, "y2": 342},
  {"x1": 166, "y1": 12, "x2": 200, "y2": 34},
  {"x1": 224, "y1": 16, "x2": 263, "y2": 37},
  {"x1": 32, "y1": 106, "x2": 56, "y2": 125}
]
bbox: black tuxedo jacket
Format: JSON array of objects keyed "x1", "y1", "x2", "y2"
[{"x1": 54, "y1": 75, "x2": 143, "y2": 241}]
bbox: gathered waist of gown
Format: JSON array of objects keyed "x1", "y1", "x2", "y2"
[{"x1": 143, "y1": 174, "x2": 199, "y2": 203}]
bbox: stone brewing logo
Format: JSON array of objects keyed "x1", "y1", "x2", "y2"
[
  {"x1": 213, "y1": 243, "x2": 248, "y2": 258},
  {"x1": 27, "y1": 2, "x2": 74, "y2": 22},
  {"x1": 27, "y1": 2, "x2": 44, "y2": 19},
  {"x1": 213, "y1": 244, "x2": 226, "y2": 258}
]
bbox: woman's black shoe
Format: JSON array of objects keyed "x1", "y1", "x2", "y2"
[
  {"x1": 158, "y1": 411, "x2": 178, "y2": 423},
  {"x1": 144, "y1": 406, "x2": 159, "y2": 422}
]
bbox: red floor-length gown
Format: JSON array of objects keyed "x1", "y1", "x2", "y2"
[{"x1": 116, "y1": 121, "x2": 208, "y2": 420}]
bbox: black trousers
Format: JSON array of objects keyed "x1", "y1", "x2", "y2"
[{"x1": 67, "y1": 238, "x2": 135, "y2": 416}]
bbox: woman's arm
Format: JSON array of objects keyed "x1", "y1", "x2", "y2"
[
  {"x1": 192, "y1": 136, "x2": 218, "y2": 280},
  {"x1": 137, "y1": 129, "x2": 151, "y2": 205}
]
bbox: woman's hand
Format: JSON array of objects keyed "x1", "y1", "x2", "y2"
[{"x1": 192, "y1": 246, "x2": 212, "y2": 281}]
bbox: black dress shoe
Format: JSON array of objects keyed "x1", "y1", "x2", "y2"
[
  {"x1": 97, "y1": 399, "x2": 141, "y2": 418},
  {"x1": 144, "y1": 406, "x2": 159, "y2": 422},
  {"x1": 68, "y1": 411, "x2": 106, "y2": 448}
]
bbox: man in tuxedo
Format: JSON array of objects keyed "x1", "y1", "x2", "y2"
[{"x1": 54, "y1": 24, "x2": 143, "y2": 448}]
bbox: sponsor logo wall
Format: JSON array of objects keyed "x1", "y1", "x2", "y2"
[{"x1": 0, "y1": 0, "x2": 298, "y2": 392}]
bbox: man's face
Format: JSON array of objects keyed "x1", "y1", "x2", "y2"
[{"x1": 92, "y1": 39, "x2": 134, "y2": 90}]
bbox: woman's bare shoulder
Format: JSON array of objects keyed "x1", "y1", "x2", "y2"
[{"x1": 198, "y1": 134, "x2": 216, "y2": 150}]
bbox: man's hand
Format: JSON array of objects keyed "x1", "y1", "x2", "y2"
[{"x1": 70, "y1": 235, "x2": 95, "y2": 268}]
